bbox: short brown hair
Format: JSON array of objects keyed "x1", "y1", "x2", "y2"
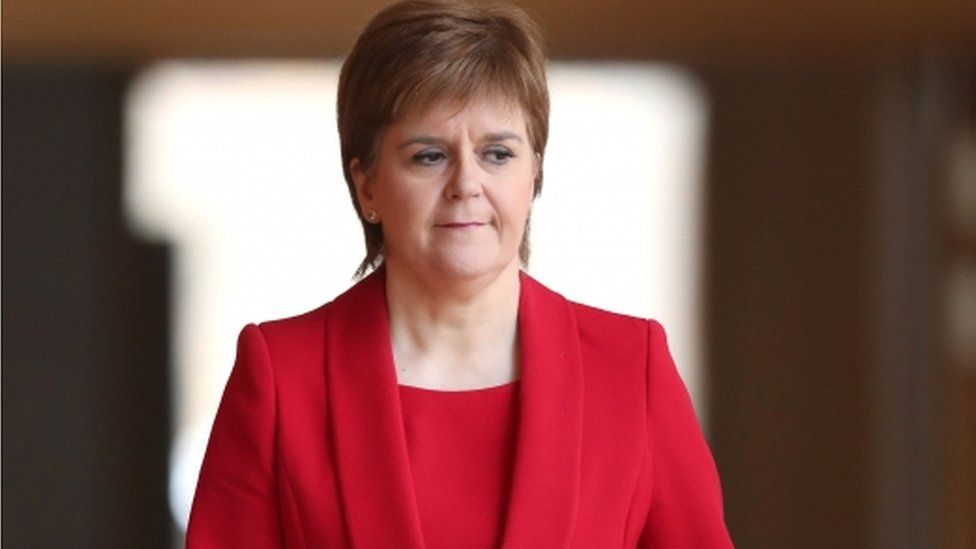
[{"x1": 337, "y1": 0, "x2": 550, "y2": 277}]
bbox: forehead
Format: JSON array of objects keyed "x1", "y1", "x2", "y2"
[{"x1": 390, "y1": 94, "x2": 528, "y2": 136}]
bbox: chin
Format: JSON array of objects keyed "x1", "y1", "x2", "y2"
[{"x1": 428, "y1": 249, "x2": 517, "y2": 282}]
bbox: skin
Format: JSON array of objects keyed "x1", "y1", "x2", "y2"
[{"x1": 351, "y1": 96, "x2": 538, "y2": 390}]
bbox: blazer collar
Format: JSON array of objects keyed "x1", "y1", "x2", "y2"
[{"x1": 324, "y1": 267, "x2": 584, "y2": 548}]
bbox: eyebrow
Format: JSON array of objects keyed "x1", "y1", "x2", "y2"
[{"x1": 397, "y1": 131, "x2": 524, "y2": 149}]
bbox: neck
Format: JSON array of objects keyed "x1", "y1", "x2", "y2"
[{"x1": 383, "y1": 260, "x2": 521, "y2": 386}]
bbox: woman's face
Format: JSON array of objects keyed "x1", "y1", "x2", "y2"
[{"x1": 352, "y1": 97, "x2": 537, "y2": 284}]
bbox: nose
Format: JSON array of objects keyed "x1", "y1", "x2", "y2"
[{"x1": 444, "y1": 150, "x2": 482, "y2": 200}]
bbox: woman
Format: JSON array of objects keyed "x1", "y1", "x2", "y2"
[{"x1": 186, "y1": 0, "x2": 733, "y2": 547}]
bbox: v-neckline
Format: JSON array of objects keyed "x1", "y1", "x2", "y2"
[{"x1": 323, "y1": 267, "x2": 585, "y2": 547}]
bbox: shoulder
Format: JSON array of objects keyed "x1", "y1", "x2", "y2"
[
  {"x1": 523, "y1": 272, "x2": 651, "y2": 337},
  {"x1": 256, "y1": 302, "x2": 330, "y2": 341},
  {"x1": 570, "y1": 300, "x2": 650, "y2": 338},
  {"x1": 521, "y1": 271, "x2": 655, "y2": 354},
  {"x1": 245, "y1": 271, "x2": 382, "y2": 363},
  {"x1": 238, "y1": 302, "x2": 332, "y2": 377},
  {"x1": 253, "y1": 271, "x2": 379, "y2": 340},
  {"x1": 568, "y1": 300, "x2": 660, "y2": 373}
]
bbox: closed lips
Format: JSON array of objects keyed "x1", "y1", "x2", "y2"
[{"x1": 437, "y1": 222, "x2": 485, "y2": 228}]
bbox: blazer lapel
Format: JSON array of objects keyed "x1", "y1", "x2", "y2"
[
  {"x1": 501, "y1": 271, "x2": 584, "y2": 547},
  {"x1": 324, "y1": 268, "x2": 426, "y2": 548},
  {"x1": 324, "y1": 268, "x2": 584, "y2": 548}
]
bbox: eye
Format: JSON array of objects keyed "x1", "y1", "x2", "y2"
[
  {"x1": 483, "y1": 146, "x2": 515, "y2": 165},
  {"x1": 412, "y1": 149, "x2": 446, "y2": 166}
]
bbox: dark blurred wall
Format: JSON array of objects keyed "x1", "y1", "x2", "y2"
[
  {"x1": 705, "y1": 60, "x2": 974, "y2": 549},
  {"x1": 2, "y1": 67, "x2": 173, "y2": 547},
  {"x1": 705, "y1": 65, "x2": 877, "y2": 548}
]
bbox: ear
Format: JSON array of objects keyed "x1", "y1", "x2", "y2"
[{"x1": 350, "y1": 157, "x2": 377, "y2": 215}]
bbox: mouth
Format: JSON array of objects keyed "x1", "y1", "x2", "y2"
[{"x1": 436, "y1": 222, "x2": 486, "y2": 229}]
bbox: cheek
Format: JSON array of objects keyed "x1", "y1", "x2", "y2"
[
  {"x1": 497, "y1": 177, "x2": 534, "y2": 229},
  {"x1": 374, "y1": 167, "x2": 417, "y2": 215},
  {"x1": 380, "y1": 184, "x2": 434, "y2": 229}
]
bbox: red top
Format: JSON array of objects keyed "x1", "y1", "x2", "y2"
[{"x1": 398, "y1": 381, "x2": 521, "y2": 549}]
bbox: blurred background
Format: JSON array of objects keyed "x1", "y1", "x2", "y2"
[{"x1": 3, "y1": 1, "x2": 975, "y2": 548}]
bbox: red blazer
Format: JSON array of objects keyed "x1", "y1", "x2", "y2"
[{"x1": 186, "y1": 268, "x2": 733, "y2": 548}]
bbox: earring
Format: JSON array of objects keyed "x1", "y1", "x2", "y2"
[{"x1": 365, "y1": 210, "x2": 379, "y2": 223}]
